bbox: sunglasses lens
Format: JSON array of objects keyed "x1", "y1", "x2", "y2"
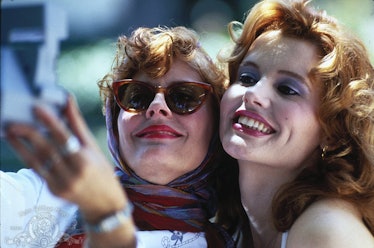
[
  {"x1": 167, "y1": 84, "x2": 209, "y2": 114},
  {"x1": 117, "y1": 83, "x2": 153, "y2": 112},
  {"x1": 114, "y1": 80, "x2": 211, "y2": 114}
]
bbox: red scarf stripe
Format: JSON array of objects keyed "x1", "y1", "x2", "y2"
[
  {"x1": 126, "y1": 188, "x2": 197, "y2": 206},
  {"x1": 133, "y1": 208, "x2": 201, "y2": 232},
  {"x1": 55, "y1": 234, "x2": 85, "y2": 248}
]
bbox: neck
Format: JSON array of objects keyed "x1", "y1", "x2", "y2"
[{"x1": 238, "y1": 161, "x2": 294, "y2": 248}]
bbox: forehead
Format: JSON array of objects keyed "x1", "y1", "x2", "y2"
[
  {"x1": 243, "y1": 30, "x2": 319, "y2": 75},
  {"x1": 133, "y1": 58, "x2": 202, "y2": 85}
]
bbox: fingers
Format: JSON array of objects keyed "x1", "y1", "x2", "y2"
[
  {"x1": 6, "y1": 124, "x2": 65, "y2": 181},
  {"x1": 33, "y1": 96, "x2": 87, "y2": 157},
  {"x1": 33, "y1": 101, "x2": 72, "y2": 147},
  {"x1": 5, "y1": 98, "x2": 84, "y2": 176},
  {"x1": 5, "y1": 96, "x2": 117, "y2": 206},
  {"x1": 6, "y1": 127, "x2": 45, "y2": 171},
  {"x1": 64, "y1": 96, "x2": 99, "y2": 150},
  {"x1": 34, "y1": 99, "x2": 86, "y2": 170},
  {"x1": 6, "y1": 123, "x2": 85, "y2": 202},
  {"x1": 31, "y1": 103, "x2": 80, "y2": 169}
]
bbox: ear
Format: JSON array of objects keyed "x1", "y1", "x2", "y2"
[{"x1": 320, "y1": 135, "x2": 340, "y2": 152}]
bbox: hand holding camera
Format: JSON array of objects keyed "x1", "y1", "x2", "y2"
[{"x1": 1, "y1": 3, "x2": 68, "y2": 136}]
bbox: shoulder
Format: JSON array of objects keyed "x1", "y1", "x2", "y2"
[
  {"x1": 1, "y1": 168, "x2": 42, "y2": 194},
  {"x1": 1, "y1": 168, "x2": 77, "y2": 216},
  {"x1": 1, "y1": 169, "x2": 77, "y2": 248},
  {"x1": 286, "y1": 198, "x2": 374, "y2": 248}
]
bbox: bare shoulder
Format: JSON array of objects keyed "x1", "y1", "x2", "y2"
[{"x1": 286, "y1": 198, "x2": 374, "y2": 248}]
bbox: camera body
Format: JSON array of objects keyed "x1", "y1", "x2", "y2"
[{"x1": 1, "y1": 3, "x2": 68, "y2": 136}]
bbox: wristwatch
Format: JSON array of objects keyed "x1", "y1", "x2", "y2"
[{"x1": 84, "y1": 203, "x2": 134, "y2": 233}]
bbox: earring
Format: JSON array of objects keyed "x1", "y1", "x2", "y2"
[{"x1": 321, "y1": 145, "x2": 328, "y2": 160}]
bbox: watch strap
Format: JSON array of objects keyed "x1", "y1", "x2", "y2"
[{"x1": 84, "y1": 203, "x2": 134, "y2": 233}]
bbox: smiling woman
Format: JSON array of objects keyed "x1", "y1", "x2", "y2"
[
  {"x1": 221, "y1": 31, "x2": 321, "y2": 168},
  {"x1": 96, "y1": 26, "x2": 234, "y2": 247},
  {"x1": 219, "y1": 0, "x2": 374, "y2": 247},
  {"x1": 114, "y1": 59, "x2": 216, "y2": 185}
]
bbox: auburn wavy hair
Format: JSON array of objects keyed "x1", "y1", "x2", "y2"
[
  {"x1": 223, "y1": 0, "x2": 374, "y2": 235},
  {"x1": 98, "y1": 26, "x2": 227, "y2": 127}
]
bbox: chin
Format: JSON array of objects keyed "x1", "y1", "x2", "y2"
[{"x1": 222, "y1": 139, "x2": 242, "y2": 158}]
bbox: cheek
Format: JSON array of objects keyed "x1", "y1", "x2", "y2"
[
  {"x1": 220, "y1": 95, "x2": 230, "y2": 116},
  {"x1": 220, "y1": 86, "x2": 241, "y2": 115},
  {"x1": 190, "y1": 105, "x2": 215, "y2": 145},
  {"x1": 117, "y1": 112, "x2": 137, "y2": 150},
  {"x1": 220, "y1": 87, "x2": 242, "y2": 135},
  {"x1": 287, "y1": 108, "x2": 321, "y2": 143},
  {"x1": 306, "y1": 115, "x2": 321, "y2": 140},
  {"x1": 117, "y1": 112, "x2": 129, "y2": 136},
  {"x1": 117, "y1": 115, "x2": 128, "y2": 152}
]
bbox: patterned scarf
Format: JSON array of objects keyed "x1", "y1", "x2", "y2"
[{"x1": 106, "y1": 101, "x2": 219, "y2": 232}]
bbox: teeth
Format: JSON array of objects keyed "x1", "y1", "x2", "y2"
[{"x1": 238, "y1": 116, "x2": 271, "y2": 134}]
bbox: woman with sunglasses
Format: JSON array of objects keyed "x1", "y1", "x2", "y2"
[
  {"x1": 219, "y1": 0, "x2": 374, "y2": 247},
  {"x1": 94, "y1": 25, "x2": 235, "y2": 247},
  {"x1": 3, "y1": 26, "x2": 238, "y2": 247}
]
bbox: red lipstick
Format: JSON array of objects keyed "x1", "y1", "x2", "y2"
[
  {"x1": 135, "y1": 125, "x2": 182, "y2": 139},
  {"x1": 233, "y1": 110, "x2": 275, "y2": 136}
]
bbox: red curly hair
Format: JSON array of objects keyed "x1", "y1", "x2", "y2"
[{"x1": 223, "y1": 0, "x2": 374, "y2": 234}]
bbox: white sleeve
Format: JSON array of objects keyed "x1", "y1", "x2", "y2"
[{"x1": 1, "y1": 168, "x2": 78, "y2": 248}]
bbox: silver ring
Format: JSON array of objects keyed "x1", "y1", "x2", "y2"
[{"x1": 60, "y1": 135, "x2": 81, "y2": 156}]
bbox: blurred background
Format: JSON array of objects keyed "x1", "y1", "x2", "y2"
[{"x1": 1, "y1": 0, "x2": 373, "y2": 171}]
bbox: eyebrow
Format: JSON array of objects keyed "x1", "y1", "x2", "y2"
[
  {"x1": 278, "y1": 69, "x2": 304, "y2": 81},
  {"x1": 241, "y1": 60, "x2": 310, "y2": 89},
  {"x1": 278, "y1": 70, "x2": 311, "y2": 90}
]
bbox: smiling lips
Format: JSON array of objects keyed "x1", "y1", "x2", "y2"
[
  {"x1": 237, "y1": 116, "x2": 273, "y2": 134},
  {"x1": 233, "y1": 110, "x2": 275, "y2": 135},
  {"x1": 136, "y1": 125, "x2": 183, "y2": 138}
]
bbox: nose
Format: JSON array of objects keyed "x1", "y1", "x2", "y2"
[
  {"x1": 242, "y1": 81, "x2": 271, "y2": 108},
  {"x1": 145, "y1": 93, "x2": 173, "y2": 118}
]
